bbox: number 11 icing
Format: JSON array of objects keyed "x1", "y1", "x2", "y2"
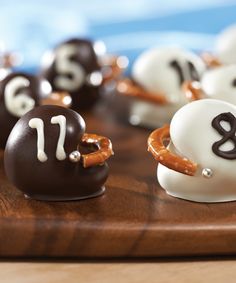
[
  {"x1": 4, "y1": 105, "x2": 113, "y2": 201},
  {"x1": 28, "y1": 115, "x2": 67, "y2": 162},
  {"x1": 148, "y1": 99, "x2": 236, "y2": 203},
  {"x1": 116, "y1": 47, "x2": 205, "y2": 128}
]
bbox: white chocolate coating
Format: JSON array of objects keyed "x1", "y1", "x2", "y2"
[
  {"x1": 157, "y1": 99, "x2": 236, "y2": 202},
  {"x1": 5, "y1": 76, "x2": 35, "y2": 117},
  {"x1": 215, "y1": 25, "x2": 236, "y2": 64},
  {"x1": 201, "y1": 65, "x2": 236, "y2": 105},
  {"x1": 130, "y1": 47, "x2": 205, "y2": 128}
]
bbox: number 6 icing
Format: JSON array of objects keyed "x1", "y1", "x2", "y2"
[
  {"x1": 0, "y1": 72, "x2": 72, "y2": 149},
  {"x1": 148, "y1": 99, "x2": 236, "y2": 203},
  {"x1": 5, "y1": 76, "x2": 35, "y2": 117},
  {"x1": 4, "y1": 105, "x2": 113, "y2": 201}
]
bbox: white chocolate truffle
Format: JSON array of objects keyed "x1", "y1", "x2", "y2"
[
  {"x1": 201, "y1": 65, "x2": 236, "y2": 104},
  {"x1": 130, "y1": 47, "x2": 205, "y2": 128},
  {"x1": 215, "y1": 25, "x2": 236, "y2": 64},
  {"x1": 157, "y1": 99, "x2": 236, "y2": 203}
]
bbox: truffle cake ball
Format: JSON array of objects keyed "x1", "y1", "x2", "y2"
[
  {"x1": 40, "y1": 38, "x2": 103, "y2": 110},
  {"x1": 148, "y1": 99, "x2": 236, "y2": 203},
  {"x1": 4, "y1": 105, "x2": 113, "y2": 201}
]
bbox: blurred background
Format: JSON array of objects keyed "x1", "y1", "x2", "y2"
[{"x1": 0, "y1": 0, "x2": 236, "y2": 72}]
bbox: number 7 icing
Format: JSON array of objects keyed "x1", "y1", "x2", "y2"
[
  {"x1": 4, "y1": 105, "x2": 113, "y2": 201},
  {"x1": 148, "y1": 99, "x2": 236, "y2": 203}
]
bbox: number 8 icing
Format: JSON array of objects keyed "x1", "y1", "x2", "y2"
[
  {"x1": 0, "y1": 72, "x2": 72, "y2": 149},
  {"x1": 148, "y1": 99, "x2": 236, "y2": 203},
  {"x1": 4, "y1": 105, "x2": 113, "y2": 201}
]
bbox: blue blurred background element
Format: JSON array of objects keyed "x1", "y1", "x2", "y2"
[{"x1": 0, "y1": 0, "x2": 236, "y2": 72}]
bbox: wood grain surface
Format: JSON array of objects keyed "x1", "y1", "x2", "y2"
[
  {"x1": 1, "y1": 259, "x2": 236, "y2": 283},
  {"x1": 1, "y1": 104, "x2": 236, "y2": 258}
]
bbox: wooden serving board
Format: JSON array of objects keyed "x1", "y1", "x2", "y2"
[{"x1": 1, "y1": 105, "x2": 236, "y2": 258}]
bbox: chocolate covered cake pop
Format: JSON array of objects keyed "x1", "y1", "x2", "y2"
[
  {"x1": 215, "y1": 25, "x2": 236, "y2": 65},
  {"x1": 40, "y1": 38, "x2": 128, "y2": 110},
  {"x1": 4, "y1": 105, "x2": 113, "y2": 201},
  {"x1": 0, "y1": 72, "x2": 71, "y2": 149},
  {"x1": 202, "y1": 25, "x2": 236, "y2": 67},
  {"x1": 117, "y1": 47, "x2": 205, "y2": 128},
  {"x1": 148, "y1": 99, "x2": 236, "y2": 203}
]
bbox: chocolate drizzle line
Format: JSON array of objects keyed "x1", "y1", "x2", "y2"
[
  {"x1": 212, "y1": 112, "x2": 236, "y2": 159},
  {"x1": 169, "y1": 60, "x2": 184, "y2": 86}
]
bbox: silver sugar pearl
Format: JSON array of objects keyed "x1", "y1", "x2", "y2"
[
  {"x1": 86, "y1": 71, "x2": 103, "y2": 86},
  {"x1": 69, "y1": 151, "x2": 81, "y2": 163},
  {"x1": 202, "y1": 168, "x2": 213, "y2": 178}
]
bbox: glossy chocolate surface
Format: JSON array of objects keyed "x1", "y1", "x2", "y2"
[
  {"x1": 0, "y1": 72, "x2": 51, "y2": 148},
  {"x1": 40, "y1": 38, "x2": 102, "y2": 110},
  {"x1": 4, "y1": 105, "x2": 109, "y2": 201}
]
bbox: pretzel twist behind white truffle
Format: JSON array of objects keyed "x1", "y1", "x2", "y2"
[
  {"x1": 117, "y1": 78, "x2": 168, "y2": 105},
  {"x1": 201, "y1": 52, "x2": 222, "y2": 68},
  {"x1": 100, "y1": 55, "x2": 128, "y2": 83},
  {"x1": 148, "y1": 126, "x2": 198, "y2": 176},
  {"x1": 81, "y1": 133, "x2": 114, "y2": 168},
  {"x1": 182, "y1": 81, "x2": 204, "y2": 102}
]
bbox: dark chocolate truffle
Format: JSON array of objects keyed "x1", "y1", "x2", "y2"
[
  {"x1": 4, "y1": 105, "x2": 113, "y2": 201},
  {"x1": 40, "y1": 38, "x2": 103, "y2": 110},
  {"x1": 0, "y1": 72, "x2": 52, "y2": 149}
]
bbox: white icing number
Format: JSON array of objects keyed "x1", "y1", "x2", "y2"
[
  {"x1": 51, "y1": 115, "x2": 66, "y2": 160},
  {"x1": 29, "y1": 115, "x2": 67, "y2": 162},
  {"x1": 28, "y1": 118, "x2": 48, "y2": 162},
  {"x1": 5, "y1": 77, "x2": 35, "y2": 118},
  {"x1": 54, "y1": 44, "x2": 86, "y2": 92}
]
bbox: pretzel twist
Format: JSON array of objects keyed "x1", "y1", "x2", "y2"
[
  {"x1": 147, "y1": 126, "x2": 197, "y2": 176},
  {"x1": 182, "y1": 81, "x2": 204, "y2": 101},
  {"x1": 201, "y1": 52, "x2": 222, "y2": 68},
  {"x1": 117, "y1": 78, "x2": 168, "y2": 105},
  {"x1": 1, "y1": 52, "x2": 19, "y2": 68},
  {"x1": 101, "y1": 55, "x2": 128, "y2": 83},
  {"x1": 41, "y1": 91, "x2": 72, "y2": 108},
  {"x1": 81, "y1": 133, "x2": 114, "y2": 168}
]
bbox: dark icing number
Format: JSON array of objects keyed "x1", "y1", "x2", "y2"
[
  {"x1": 169, "y1": 60, "x2": 200, "y2": 86},
  {"x1": 211, "y1": 112, "x2": 236, "y2": 159}
]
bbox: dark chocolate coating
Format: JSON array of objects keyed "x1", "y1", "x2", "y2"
[
  {"x1": 212, "y1": 112, "x2": 236, "y2": 159},
  {"x1": 40, "y1": 38, "x2": 102, "y2": 110},
  {"x1": 4, "y1": 105, "x2": 109, "y2": 201},
  {"x1": 0, "y1": 72, "x2": 51, "y2": 149}
]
